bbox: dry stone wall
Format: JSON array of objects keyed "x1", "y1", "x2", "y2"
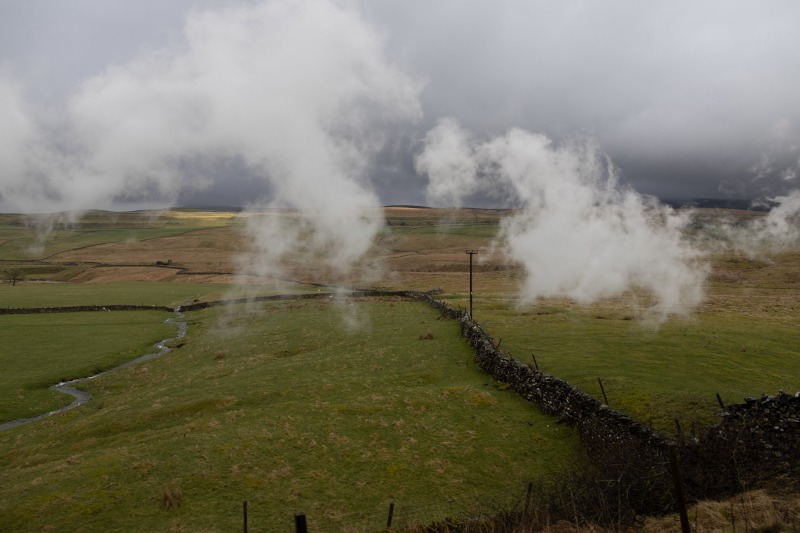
[
  {"x1": 412, "y1": 293, "x2": 800, "y2": 504},
  {"x1": 684, "y1": 392, "x2": 800, "y2": 493}
]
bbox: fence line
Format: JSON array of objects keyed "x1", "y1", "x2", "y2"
[
  {"x1": 411, "y1": 291, "x2": 800, "y2": 517},
  {"x1": 246, "y1": 478, "x2": 536, "y2": 533}
]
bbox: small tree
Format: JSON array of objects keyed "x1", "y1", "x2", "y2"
[{"x1": 4, "y1": 269, "x2": 24, "y2": 286}]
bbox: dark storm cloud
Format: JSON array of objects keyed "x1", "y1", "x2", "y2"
[
  {"x1": 363, "y1": 0, "x2": 800, "y2": 201},
  {"x1": 1, "y1": 0, "x2": 800, "y2": 210}
]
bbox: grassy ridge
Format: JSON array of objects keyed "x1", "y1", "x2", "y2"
[
  {"x1": 0, "y1": 311, "x2": 175, "y2": 422},
  {"x1": 0, "y1": 299, "x2": 578, "y2": 531}
]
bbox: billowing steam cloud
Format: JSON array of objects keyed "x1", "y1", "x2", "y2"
[
  {"x1": 718, "y1": 119, "x2": 800, "y2": 254},
  {"x1": 0, "y1": 0, "x2": 422, "y2": 277},
  {"x1": 747, "y1": 121, "x2": 800, "y2": 248},
  {"x1": 0, "y1": 68, "x2": 47, "y2": 213},
  {"x1": 416, "y1": 118, "x2": 707, "y2": 319},
  {"x1": 720, "y1": 191, "x2": 800, "y2": 256},
  {"x1": 752, "y1": 191, "x2": 800, "y2": 247}
]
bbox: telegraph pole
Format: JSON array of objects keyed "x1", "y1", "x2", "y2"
[{"x1": 466, "y1": 250, "x2": 478, "y2": 318}]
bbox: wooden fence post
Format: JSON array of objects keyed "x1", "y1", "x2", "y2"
[
  {"x1": 716, "y1": 393, "x2": 725, "y2": 409},
  {"x1": 524, "y1": 481, "x2": 533, "y2": 515},
  {"x1": 675, "y1": 418, "x2": 683, "y2": 443},
  {"x1": 668, "y1": 447, "x2": 691, "y2": 533},
  {"x1": 597, "y1": 378, "x2": 609, "y2": 405},
  {"x1": 386, "y1": 501, "x2": 395, "y2": 528},
  {"x1": 295, "y1": 512, "x2": 308, "y2": 533}
]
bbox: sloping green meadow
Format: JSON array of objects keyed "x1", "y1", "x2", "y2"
[{"x1": 0, "y1": 298, "x2": 577, "y2": 532}]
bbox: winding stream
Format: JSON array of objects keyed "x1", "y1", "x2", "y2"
[{"x1": 0, "y1": 311, "x2": 187, "y2": 432}]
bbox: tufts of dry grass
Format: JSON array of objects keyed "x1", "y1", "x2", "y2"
[
  {"x1": 641, "y1": 489, "x2": 800, "y2": 533},
  {"x1": 160, "y1": 481, "x2": 183, "y2": 510},
  {"x1": 395, "y1": 488, "x2": 800, "y2": 532}
]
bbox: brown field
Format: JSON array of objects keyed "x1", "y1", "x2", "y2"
[
  {"x1": 3, "y1": 207, "x2": 511, "y2": 287},
  {"x1": 4, "y1": 206, "x2": 799, "y2": 304},
  {"x1": 45, "y1": 227, "x2": 244, "y2": 280}
]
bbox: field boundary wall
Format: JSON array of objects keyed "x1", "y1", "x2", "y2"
[{"x1": 410, "y1": 291, "x2": 800, "y2": 506}]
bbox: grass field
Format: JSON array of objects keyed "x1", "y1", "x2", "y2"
[
  {"x1": 0, "y1": 299, "x2": 578, "y2": 532},
  {"x1": 472, "y1": 295, "x2": 800, "y2": 432},
  {"x1": 0, "y1": 206, "x2": 798, "y2": 530},
  {"x1": 437, "y1": 250, "x2": 800, "y2": 433},
  {"x1": 0, "y1": 281, "x2": 255, "y2": 308},
  {"x1": 0, "y1": 311, "x2": 174, "y2": 422}
]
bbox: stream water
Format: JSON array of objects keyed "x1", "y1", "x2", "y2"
[{"x1": 0, "y1": 311, "x2": 187, "y2": 432}]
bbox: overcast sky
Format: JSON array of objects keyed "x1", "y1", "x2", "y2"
[{"x1": 2, "y1": 0, "x2": 800, "y2": 210}]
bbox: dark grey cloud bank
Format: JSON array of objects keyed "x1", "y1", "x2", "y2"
[
  {"x1": 1, "y1": 0, "x2": 799, "y2": 211},
  {"x1": 365, "y1": 0, "x2": 800, "y2": 203}
]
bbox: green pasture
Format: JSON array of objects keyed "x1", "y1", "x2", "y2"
[
  {"x1": 0, "y1": 282, "x2": 231, "y2": 308},
  {"x1": 0, "y1": 311, "x2": 174, "y2": 422},
  {"x1": 0, "y1": 298, "x2": 578, "y2": 532},
  {"x1": 472, "y1": 297, "x2": 800, "y2": 433},
  {"x1": 0, "y1": 281, "x2": 326, "y2": 309}
]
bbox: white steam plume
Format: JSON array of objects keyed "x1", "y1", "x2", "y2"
[
  {"x1": 0, "y1": 68, "x2": 50, "y2": 213},
  {"x1": 416, "y1": 118, "x2": 707, "y2": 319},
  {"x1": 0, "y1": 70, "x2": 30, "y2": 179},
  {"x1": 414, "y1": 117, "x2": 480, "y2": 207},
  {"x1": 0, "y1": 1, "x2": 422, "y2": 278},
  {"x1": 753, "y1": 191, "x2": 800, "y2": 247},
  {"x1": 719, "y1": 190, "x2": 800, "y2": 255},
  {"x1": 748, "y1": 121, "x2": 800, "y2": 249}
]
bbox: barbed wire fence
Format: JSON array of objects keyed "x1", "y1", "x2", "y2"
[{"x1": 240, "y1": 478, "x2": 539, "y2": 533}]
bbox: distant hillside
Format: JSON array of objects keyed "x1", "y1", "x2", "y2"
[
  {"x1": 660, "y1": 198, "x2": 772, "y2": 211},
  {"x1": 177, "y1": 199, "x2": 774, "y2": 213}
]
